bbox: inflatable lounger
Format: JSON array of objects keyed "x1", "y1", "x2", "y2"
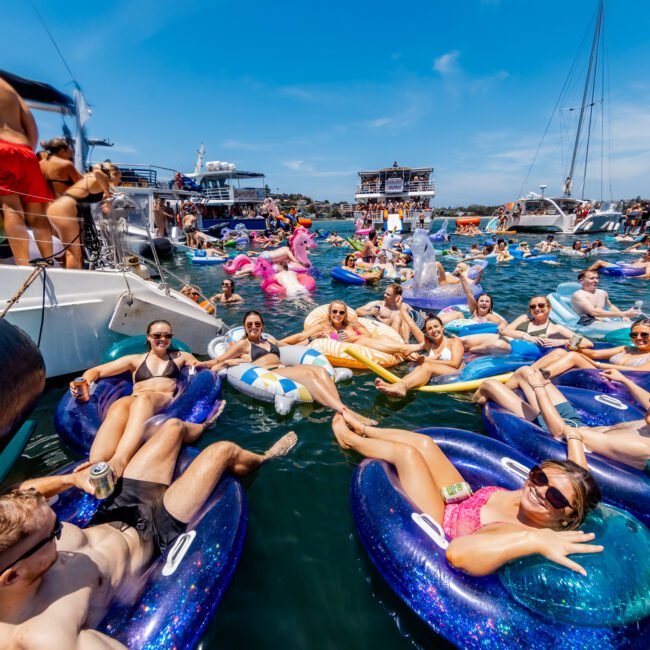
[
  {"x1": 51, "y1": 447, "x2": 246, "y2": 649},
  {"x1": 55, "y1": 368, "x2": 224, "y2": 456},
  {"x1": 352, "y1": 427, "x2": 650, "y2": 648}
]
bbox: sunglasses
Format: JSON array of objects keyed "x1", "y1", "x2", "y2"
[
  {"x1": 331, "y1": 309, "x2": 346, "y2": 315},
  {"x1": 529, "y1": 302, "x2": 548, "y2": 310},
  {"x1": 221, "y1": 283, "x2": 232, "y2": 287},
  {"x1": 150, "y1": 333, "x2": 173, "y2": 340},
  {"x1": 246, "y1": 321, "x2": 262, "y2": 327},
  {"x1": 528, "y1": 466, "x2": 573, "y2": 511},
  {"x1": 0, "y1": 514, "x2": 62, "y2": 573},
  {"x1": 630, "y1": 332, "x2": 650, "y2": 340}
]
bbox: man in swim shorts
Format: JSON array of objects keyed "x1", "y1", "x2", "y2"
[
  {"x1": 570, "y1": 269, "x2": 640, "y2": 325},
  {"x1": 0, "y1": 77, "x2": 53, "y2": 265},
  {"x1": 355, "y1": 283, "x2": 413, "y2": 341},
  {"x1": 0, "y1": 419, "x2": 296, "y2": 648},
  {"x1": 588, "y1": 250, "x2": 650, "y2": 280}
]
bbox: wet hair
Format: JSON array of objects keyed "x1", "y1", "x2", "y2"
[
  {"x1": 145, "y1": 319, "x2": 173, "y2": 349},
  {"x1": 344, "y1": 254, "x2": 356, "y2": 266},
  {"x1": 387, "y1": 282, "x2": 403, "y2": 296},
  {"x1": 243, "y1": 310, "x2": 264, "y2": 337},
  {"x1": 0, "y1": 489, "x2": 46, "y2": 554},
  {"x1": 572, "y1": 240, "x2": 582, "y2": 250},
  {"x1": 368, "y1": 230, "x2": 377, "y2": 241},
  {"x1": 578, "y1": 269, "x2": 598, "y2": 281},
  {"x1": 475, "y1": 293, "x2": 494, "y2": 312},
  {"x1": 539, "y1": 460, "x2": 601, "y2": 530},
  {"x1": 222, "y1": 279, "x2": 234, "y2": 289},
  {"x1": 39, "y1": 137, "x2": 71, "y2": 155},
  {"x1": 328, "y1": 300, "x2": 350, "y2": 328}
]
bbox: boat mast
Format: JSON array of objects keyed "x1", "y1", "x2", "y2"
[
  {"x1": 564, "y1": 0, "x2": 604, "y2": 198},
  {"x1": 194, "y1": 143, "x2": 205, "y2": 175}
]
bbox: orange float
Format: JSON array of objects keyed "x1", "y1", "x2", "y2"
[
  {"x1": 298, "y1": 217, "x2": 312, "y2": 228},
  {"x1": 456, "y1": 217, "x2": 481, "y2": 227}
]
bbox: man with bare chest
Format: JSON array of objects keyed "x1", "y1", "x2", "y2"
[
  {"x1": 0, "y1": 419, "x2": 295, "y2": 649},
  {"x1": 570, "y1": 269, "x2": 639, "y2": 325},
  {"x1": 356, "y1": 283, "x2": 412, "y2": 341}
]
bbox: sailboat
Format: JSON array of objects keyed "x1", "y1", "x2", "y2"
[{"x1": 505, "y1": 0, "x2": 621, "y2": 234}]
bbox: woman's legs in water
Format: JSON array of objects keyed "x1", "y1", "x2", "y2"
[
  {"x1": 525, "y1": 348, "x2": 596, "y2": 380},
  {"x1": 374, "y1": 361, "x2": 457, "y2": 397},
  {"x1": 274, "y1": 365, "x2": 377, "y2": 424},
  {"x1": 460, "y1": 333, "x2": 510, "y2": 355},
  {"x1": 332, "y1": 414, "x2": 458, "y2": 520}
]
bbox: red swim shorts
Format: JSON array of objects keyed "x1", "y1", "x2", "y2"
[{"x1": 0, "y1": 139, "x2": 52, "y2": 203}]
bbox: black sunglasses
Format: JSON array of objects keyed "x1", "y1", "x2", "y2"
[
  {"x1": 528, "y1": 466, "x2": 574, "y2": 511},
  {"x1": 529, "y1": 302, "x2": 548, "y2": 310},
  {"x1": 150, "y1": 332, "x2": 173, "y2": 340},
  {"x1": 630, "y1": 332, "x2": 649, "y2": 339},
  {"x1": 0, "y1": 515, "x2": 62, "y2": 573}
]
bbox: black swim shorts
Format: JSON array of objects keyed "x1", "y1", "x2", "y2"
[
  {"x1": 88, "y1": 477, "x2": 187, "y2": 555},
  {"x1": 536, "y1": 401, "x2": 586, "y2": 433}
]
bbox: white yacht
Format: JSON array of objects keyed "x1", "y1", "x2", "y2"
[
  {"x1": 186, "y1": 151, "x2": 268, "y2": 233},
  {"x1": 505, "y1": 0, "x2": 621, "y2": 235},
  {"x1": 354, "y1": 164, "x2": 435, "y2": 233}
]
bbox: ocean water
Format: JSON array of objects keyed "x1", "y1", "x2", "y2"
[{"x1": 7, "y1": 220, "x2": 647, "y2": 649}]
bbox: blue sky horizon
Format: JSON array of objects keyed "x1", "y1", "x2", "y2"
[{"x1": 4, "y1": 0, "x2": 650, "y2": 205}]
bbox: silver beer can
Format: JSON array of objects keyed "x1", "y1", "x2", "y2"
[{"x1": 90, "y1": 462, "x2": 114, "y2": 499}]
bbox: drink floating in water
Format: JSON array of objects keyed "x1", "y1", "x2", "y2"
[
  {"x1": 90, "y1": 462, "x2": 115, "y2": 499},
  {"x1": 440, "y1": 481, "x2": 473, "y2": 504}
]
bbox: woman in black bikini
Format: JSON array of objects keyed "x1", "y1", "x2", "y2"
[
  {"x1": 71, "y1": 320, "x2": 202, "y2": 479},
  {"x1": 38, "y1": 138, "x2": 83, "y2": 199},
  {"x1": 47, "y1": 162, "x2": 121, "y2": 268},
  {"x1": 201, "y1": 310, "x2": 377, "y2": 424}
]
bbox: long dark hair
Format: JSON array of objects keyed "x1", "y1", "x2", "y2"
[{"x1": 423, "y1": 314, "x2": 444, "y2": 343}]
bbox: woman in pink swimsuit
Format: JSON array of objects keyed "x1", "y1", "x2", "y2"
[{"x1": 331, "y1": 394, "x2": 602, "y2": 577}]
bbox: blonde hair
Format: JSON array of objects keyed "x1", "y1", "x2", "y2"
[{"x1": 0, "y1": 489, "x2": 45, "y2": 554}]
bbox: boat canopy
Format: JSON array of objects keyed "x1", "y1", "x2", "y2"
[{"x1": 0, "y1": 69, "x2": 75, "y2": 114}]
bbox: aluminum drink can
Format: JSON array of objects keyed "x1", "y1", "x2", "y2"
[
  {"x1": 440, "y1": 481, "x2": 473, "y2": 504},
  {"x1": 71, "y1": 377, "x2": 90, "y2": 402},
  {"x1": 90, "y1": 462, "x2": 114, "y2": 499},
  {"x1": 569, "y1": 333, "x2": 583, "y2": 351}
]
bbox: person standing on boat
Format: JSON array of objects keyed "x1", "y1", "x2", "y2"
[
  {"x1": 0, "y1": 421, "x2": 296, "y2": 649},
  {"x1": 0, "y1": 77, "x2": 53, "y2": 265},
  {"x1": 38, "y1": 138, "x2": 82, "y2": 200}
]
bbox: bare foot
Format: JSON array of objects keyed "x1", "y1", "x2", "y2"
[
  {"x1": 340, "y1": 408, "x2": 367, "y2": 434},
  {"x1": 375, "y1": 378, "x2": 408, "y2": 397},
  {"x1": 340, "y1": 406, "x2": 377, "y2": 426},
  {"x1": 203, "y1": 400, "x2": 227, "y2": 431},
  {"x1": 331, "y1": 413, "x2": 353, "y2": 449},
  {"x1": 263, "y1": 431, "x2": 298, "y2": 460},
  {"x1": 404, "y1": 343, "x2": 424, "y2": 355}
]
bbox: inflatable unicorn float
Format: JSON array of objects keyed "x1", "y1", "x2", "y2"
[{"x1": 224, "y1": 226, "x2": 317, "y2": 275}]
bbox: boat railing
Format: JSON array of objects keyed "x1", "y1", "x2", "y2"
[
  {"x1": 203, "y1": 187, "x2": 233, "y2": 201},
  {"x1": 356, "y1": 181, "x2": 435, "y2": 194}
]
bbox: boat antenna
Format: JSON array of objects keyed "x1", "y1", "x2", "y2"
[
  {"x1": 30, "y1": 1, "x2": 79, "y2": 87},
  {"x1": 194, "y1": 143, "x2": 205, "y2": 175},
  {"x1": 564, "y1": 0, "x2": 604, "y2": 197}
]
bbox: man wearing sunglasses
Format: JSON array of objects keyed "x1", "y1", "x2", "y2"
[
  {"x1": 476, "y1": 365, "x2": 650, "y2": 472},
  {"x1": 571, "y1": 269, "x2": 641, "y2": 325},
  {"x1": 0, "y1": 419, "x2": 296, "y2": 648}
]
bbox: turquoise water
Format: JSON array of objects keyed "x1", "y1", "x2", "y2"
[{"x1": 6, "y1": 220, "x2": 647, "y2": 649}]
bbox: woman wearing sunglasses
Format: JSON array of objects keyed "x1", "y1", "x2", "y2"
[
  {"x1": 460, "y1": 295, "x2": 593, "y2": 356},
  {"x1": 526, "y1": 318, "x2": 650, "y2": 379},
  {"x1": 332, "y1": 405, "x2": 602, "y2": 576},
  {"x1": 282, "y1": 300, "x2": 424, "y2": 357},
  {"x1": 70, "y1": 320, "x2": 200, "y2": 478},
  {"x1": 200, "y1": 311, "x2": 376, "y2": 424}
]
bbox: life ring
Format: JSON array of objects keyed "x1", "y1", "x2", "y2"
[{"x1": 304, "y1": 304, "x2": 404, "y2": 368}]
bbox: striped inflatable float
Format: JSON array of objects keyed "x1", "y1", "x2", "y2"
[{"x1": 305, "y1": 304, "x2": 404, "y2": 369}]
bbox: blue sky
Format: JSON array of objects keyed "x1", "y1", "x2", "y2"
[{"x1": 4, "y1": 0, "x2": 650, "y2": 205}]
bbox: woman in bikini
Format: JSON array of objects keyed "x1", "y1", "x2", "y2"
[
  {"x1": 47, "y1": 162, "x2": 121, "y2": 268},
  {"x1": 200, "y1": 310, "x2": 376, "y2": 424},
  {"x1": 528, "y1": 318, "x2": 650, "y2": 379},
  {"x1": 460, "y1": 295, "x2": 593, "y2": 356},
  {"x1": 331, "y1": 404, "x2": 602, "y2": 576},
  {"x1": 71, "y1": 320, "x2": 202, "y2": 478},
  {"x1": 374, "y1": 313, "x2": 465, "y2": 397},
  {"x1": 38, "y1": 138, "x2": 83, "y2": 200},
  {"x1": 281, "y1": 300, "x2": 423, "y2": 357},
  {"x1": 438, "y1": 272, "x2": 506, "y2": 327}
]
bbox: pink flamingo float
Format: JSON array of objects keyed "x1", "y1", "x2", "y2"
[
  {"x1": 223, "y1": 227, "x2": 317, "y2": 275},
  {"x1": 252, "y1": 257, "x2": 316, "y2": 296}
]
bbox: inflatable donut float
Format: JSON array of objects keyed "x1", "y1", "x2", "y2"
[{"x1": 304, "y1": 304, "x2": 404, "y2": 369}]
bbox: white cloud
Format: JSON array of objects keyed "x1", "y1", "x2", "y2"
[
  {"x1": 433, "y1": 50, "x2": 460, "y2": 75},
  {"x1": 281, "y1": 160, "x2": 352, "y2": 177}
]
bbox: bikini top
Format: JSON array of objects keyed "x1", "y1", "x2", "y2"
[
  {"x1": 329, "y1": 327, "x2": 362, "y2": 341},
  {"x1": 133, "y1": 352, "x2": 181, "y2": 383},
  {"x1": 428, "y1": 339, "x2": 452, "y2": 361},
  {"x1": 609, "y1": 348, "x2": 650, "y2": 367},
  {"x1": 516, "y1": 319, "x2": 549, "y2": 337},
  {"x1": 250, "y1": 340, "x2": 281, "y2": 362},
  {"x1": 442, "y1": 486, "x2": 506, "y2": 540},
  {"x1": 47, "y1": 176, "x2": 75, "y2": 194}
]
